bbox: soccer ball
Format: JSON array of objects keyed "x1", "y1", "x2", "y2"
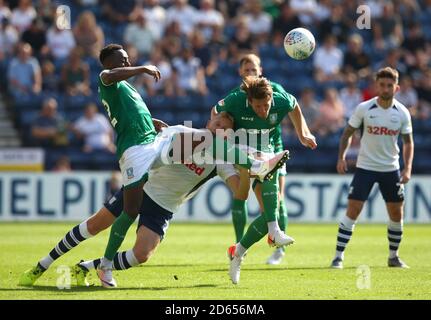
[{"x1": 283, "y1": 28, "x2": 316, "y2": 60}]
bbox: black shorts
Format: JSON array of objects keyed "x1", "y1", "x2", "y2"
[
  {"x1": 104, "y1": 188, "x2": 173, "y2": 240},
  {"x1": 348, "y1": 168, "x2": 404, "y2": 203}
]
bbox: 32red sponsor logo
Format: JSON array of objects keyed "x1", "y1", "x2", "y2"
[
  {"x1": 367, "y1": 126, "x2": 399, "y2": 136},
  {"x1": 184, "y1": 163, "x2": 206, "y2": 175}
]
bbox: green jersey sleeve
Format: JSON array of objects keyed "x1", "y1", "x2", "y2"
[
  {"x1": 272, "y1": 126, "x2": 284, "y2": 153},
  {"x1": 214, "y1": 91, "x2": 244, "y2": 114}
]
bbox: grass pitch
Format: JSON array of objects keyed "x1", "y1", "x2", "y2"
[{"x1": 0, "y1": 222, "x2": 430, "y2": 300}]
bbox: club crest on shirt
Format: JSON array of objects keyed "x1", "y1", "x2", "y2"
[
  {"x1": 390, "y1": 115, "x2": 399, "y2": 123},
  {"x1": 126, "y1": 167, "x2": 134, "y2": 179},
  {"x1": 269, "y1": 113, "x2": 278, "y2": 124}
]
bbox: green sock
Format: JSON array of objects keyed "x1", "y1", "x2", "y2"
[
  {"x1": 278, "y1": 197, "x2": 288, "y2": 232},
  {"x1": 240, "y1": 214, "x2": 268, "y2": 249},
  {"x1": 104, "y1": 211, "x2": 136, "y2": 260},
  {"x1": 261, "y1": 173, "x2": 279, "y2": 222},
  {"x1": 210, "y1": 136, "x2": 253, "y2": 169},
  {"x1": 231, "y1": 199, "x2": 247, "y2": 242}
]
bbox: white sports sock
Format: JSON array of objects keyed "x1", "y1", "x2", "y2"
[
  {"x1": 100, "y1": 257, "x2": 113, "y2": 269},
  {"x1": 267, "y1": 221, "x2": 280, "y2": 238},
  {"x1": 335, "y1": 215, "x2": 357, "y2": 260},
  {"x1": 235, "y1": 243, "x2": 247, "y2": 258},
  {"x1": 79, "y1": 219, "x2": 93, "y2": 238}
]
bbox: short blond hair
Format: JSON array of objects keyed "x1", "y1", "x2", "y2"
[{"x1": 239, "y1": 54, "x2": 261, "y2": 68}]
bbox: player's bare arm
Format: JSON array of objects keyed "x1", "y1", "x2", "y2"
[
  {"x1": 336, "y1": 125, "x2": 356, "y2": 174},
  {"x1": 400, "y1": 133, "x2": 414, "y2": 184},
  {"x1": 288, "y1": 103, "x2": 317, "y2": 149},
  {"x1": 152, "y1": 118, "x2": 169, "y2": 133},
  {"x1": 101, "y1": 65, "x2": 161, "y2": 85}
]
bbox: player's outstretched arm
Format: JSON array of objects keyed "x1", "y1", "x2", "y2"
[
  {"x1": 101, "y1": 65, "x2": 161, "y2": 85},
  {"x1": 337, "y1": 125, "x2": 356, "y2": 174},
  {"x1": 288, "y1": 103, "x2": 317, "y2": 149},
  {"x1": 400, "y1": 133, "x2": 414, "y2": 184}
]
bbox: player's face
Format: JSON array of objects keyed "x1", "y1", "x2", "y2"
[
  {"x1": 239, "y1": 62, "x2": 262, "y2": 78},
  {"x1": 249, "y1": 96, "x2": 272, "y2": 119},
  {"x1": 111, "y1": 49, "x2": 131, "y2": 68},
  {"x1": 376, "y1": 78, "x2": 399, "y2": 100}
]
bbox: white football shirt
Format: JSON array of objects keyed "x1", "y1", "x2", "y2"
[
  {"x1": 348, "y1": 97, "x2": 412, "y2": 172},
  {"x1": 144, "y1": 125, "x2": 237, "y2": 212}
]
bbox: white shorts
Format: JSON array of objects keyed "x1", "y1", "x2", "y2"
[{"x1": 119, "y1": 135, "x2": 171, "y2": 189}]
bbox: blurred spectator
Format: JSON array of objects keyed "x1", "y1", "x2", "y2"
[
  {"x1": 31, "y1": 97, "x2": 69, "y2": 147},
  {"x1": 46, "y1": 23, "x2": 76, "y2": 60},
  {"x1": 415, "y1": 69, "x2": 431, "y2": 119},
  {"x1": 313, "y1": 88, "x2": 345, "y2": 136},
  {"x1": 298, "y1": 87, "x2": 319, "y2": 130},
  {"x1": 160, "y1": 21, "x2": 184, "y2": 60},
  {"x1": 190, "y1": 29, "x2": 217, "y2": 76},
  {"x1": 73, "y1": 11, "x2": 105, "y2": 58},
  {"x1": 10, "y1": 0, "x2": 36, "y2": 33},
  {"x1": 272, "y1": 2, "x2": 301, "y2": 39},
  {"x1": 319, "y1": 3, "x2": 351, "y2": 43},
  {"x1": 52, "y1": 156, "x2": 72, "y2": 172},
  {"x1": 0, "y1": 0, "x2": 11, "y2": 23},
  {"x1": 124, "y1": 11, "x2": 155, "y2": 57},
  {"x1": 313, "y1": 35, "x2": 343, "y2": 82},
  {"x1": 230, "y1": 17, "x2": 256, "y2": 56},
  {"x1": 375, "y1": 48, "x2": 407, "y2": 75},
  {"x1": 0, "y1": 18, "x2": 19, "y2": 57},
  {"x1": 41, "y1": 59, "x2": 58, "y2": 91},
  {"x1": 143, "y1": 46, "x2": 174, "y2": 97},
  {"x1": 402, "y1": 22, "x2": 429, "y2": 69},
  {"x1": 166, "y1": 0, "x2": 197, "y2": 36},
  {"x1": 373, "y1": 1, "x2": 403, "y2": 50},
  {"x1": 289, "y1": 0, "x2": 317, "y2": 26},
  {"x1": 339, "y1": 73, "x2": 362, "y2": 119},
  {"x1": 364, "y1": 0, "x2": 384, "y2": 18},
  {"x1": 102, "y1": 0, "x2": 137, "y2": 24},
  {"x1": 21, "y1": 18, "x2": 48, "y2": 58},
  {"x1": 61, "y1": 47, "x2": 91, "y2": 96},
  {"x1": 361, "y1": 75, "x2": 378, "y2": 101},
  {"x1": 142, "y1": 0, "x2": 166, "y2": 41},
  {"x1": 342, "y1": 34, "x2": 371, "y2": 79},
  {"x1": 195, "y1": 0, "x2": 224, "y2": 43},
  {"x1": 395, "y1": 75, "x2": 419, "y2": 117},
  {"x1": 7, "y1": 42, "x2": 41, "y2": 96},
  {"x1": 73, "y1": 103, "x2": 116, "y2": 153},
  {"x1": 313, "y1": 0, "x2": 331, "y2": 22},
  {"x1": 172, "y1": 45, "x2": 208, "y2": 96},
  {"x1": 241, "y1": 0, "x2": 272, "y2": 42},
  {"x1": 36, "y1": 0, "x2": 56, "y2": 26}
]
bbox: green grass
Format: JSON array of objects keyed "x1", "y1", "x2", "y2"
[{"x1": 0, "y1": 222, "x2": 430, "y2": 300}]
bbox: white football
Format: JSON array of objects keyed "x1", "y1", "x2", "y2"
[{"x1": 283, "y1": 28, "x2": 316, "y2": 60}]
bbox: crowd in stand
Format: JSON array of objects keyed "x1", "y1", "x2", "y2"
[{"x1": 0, "y1": 0, "x2": 430, "y2": 171}]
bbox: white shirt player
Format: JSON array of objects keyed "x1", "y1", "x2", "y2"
[
  {"x1": 144, "y1": 125, "x2": 237, "y2": 212},
  {"x1": 348, "y1": 97, "x2": 413, "y2": 172}
]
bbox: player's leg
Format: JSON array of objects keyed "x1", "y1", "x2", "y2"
[
  {"x1": 99, "y1": 144, "x2": 157, "y2": 277},
  {"x1": 85, "y1": 191, "x2": 171, "y2": 287},
  {"x1": 18, "y1": 206, "x2": 116, "y2": 286},
  {"x1": 225, "y1": 168, "x2": 250, "y2": 242},
  {"x1": 331, "y1": 168, "x2": 375, "y2": 269},
  {"x1": 267, "y1": 172, "x2": 287, "y2": 265},
  {"x1": 379, "y1": 170, "x2": 409, "y2": 268}
]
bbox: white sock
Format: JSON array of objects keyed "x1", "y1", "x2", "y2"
[
  {"x1": 79, "y1": 219, "x2": 93, "y2": 238},
  {"x1": 235, "y1": 243, "x2": 247, "y2": 258},
  {"x1": 100, "y1": 257, "x2": 113, "y2": 269},
  {"x1": 268, "y1": 221, "x2": 280, "y2": 238}
]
